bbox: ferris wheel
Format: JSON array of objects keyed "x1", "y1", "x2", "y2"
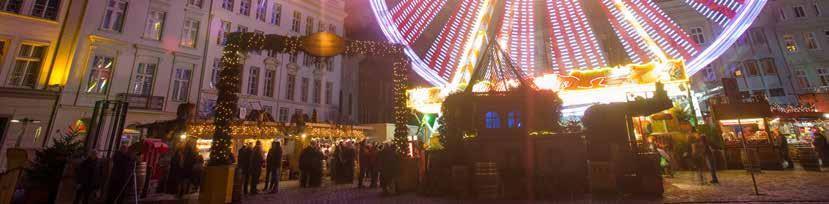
[{"x1": 370, "y1": 0, "x2": 767, "y2": 87}]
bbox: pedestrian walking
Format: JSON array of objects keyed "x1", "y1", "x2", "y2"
[
  {"x1": 248, "y1": 141, "x2": 265, "y2": 194},
  {"x1": 690, "y1": 133, "x2": 707, "y2": 185},
  {"x1": 106, "y1": 145, "x2": 137, "y2": 204},
  {"x1": 778, "y1": 133, "x2": 794, "y2": 169},
  {"x1": 378, "y1": 144, "x2": 400, "y2": 194},
  {"x1": 74, "y1": 152, "x2": 101, "y2": 204},
  {"x1": 265, "y1": 141, "x2": 283, "y2": 193},
  {"x1": 814, "y1": 132, "x2": 828, "y2": 166},
  {"x1": 700, "y1": 133, "x2": 719, "y2": 184}
]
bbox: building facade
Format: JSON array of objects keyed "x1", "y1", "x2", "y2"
[
  {"x1": 198, "y1": 0, "x2": 346, "y2": 124},
  {"x1": 0, "y1": 0, "x2": 70, "y2": 165}
]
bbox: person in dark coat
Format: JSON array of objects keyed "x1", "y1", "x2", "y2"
[
  {"x1": 74, "y1": 152, "x2": 101, "y2": 204},
  {"x1": 265, "y1": 141, "x2": 283, "y2": 193},
  {"x1": 378, "y1": 144, "x2": 400, "y2": 194},
  {"x1": 700, "y1": 134, "x2": 719, "y2": 184},
  {"x1": 778, "y1": 133, "x2": 794, "y2": 169},
  {"x1": 343, "y1": 141, "x2": 356, "y2": 183},
  {"x1": 106, "y1": 145, "x2": 136, "y2": 204},
  {"x1": 309, "y1": 143, "x2": 324, "y2": 187},
  {"x1": 814, "y1": 132, "x2": 828, "y2": 165},
  {"x1": 357, "y1": 142, "x2": 376, "y2": 188},
  {"x1": 299, "y1": 142, "x2": 316, "y2": 188},
  {"x1": 238, "y1": 143, "x2": 252, "y2": 194},
  {"x1": 248, "y1": 141, "x2": 265, "y2": 194}
]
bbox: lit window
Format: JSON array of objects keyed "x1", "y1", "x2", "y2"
[
  {"x1": 86, "y1": 55, "x2": 115, "y2": 94},
  {"x1": 7, "y1": 44, "x2": 47, "y2": 88},
  {"x1": 247, "y1": 66, "x2": 259, "y2": 95},
  {"x1": 222, "y1": 0, "x2": 234, "y2": 11},
  {"x1": 1, "y1": 0, "x2": 23, "y2": 13},
  {"x1": 239, "y1": 0, "x2": 250, "y2": 16},
  {"x1": 743, "y1": 60, "x2": 760, "y2": 76},
  {"x1": 270, "y1": 3, "x2": 282, "y2": 25},
  {"x1": 285, "y1": 74, "x2": 296, "y2": 100},
  {"x1": 805, "y1": 32, "x2": 820, "y2": 50},
  {"x1": 689, "y1": 27, "x2": 705, "y2": 44},
  {"x1": 255, "y1": 0, "x2": 266, "y2": 22},
  {"x1": 172, "y1": 65, "x2": 193, "y2": 101},
  {"x1": 180, "y1": 19, "x2": 200, "y2": 48},
  {"x1": 760, "y1": 58, "x2": 777, "y2": 75},
  {"x1": 794, "y1": 6, "x2": 806, "y2": 18},
  {"x1": 784, "y1": 35, "x2": 798, "y2": 53},
  {"x1": 291, "y1": 11, "x2": 301, "y2": 32},
  {"x1": 101, "y1": 0, "x2": 128, "y2": 32},
  {"x1": 325, "y1": 81, "x2": 333, "y2": 104},
  {"x1": 817, "y1": 68, "x2": 829, "y2": 86},
  {"x1": 313, "y1": 79, "x2": 321, "y2": 104},
  {"x1": 731, "y1": 63, "x2": 743, "y2": 77},
  {"x1": 300, "y1": 77, "x2": 309, "y2": 102},
  {"x1": 131, "y1": 62, "x2": 156, "y2": 96},
  {"x1": 795, "y1": 69, "x2": 810, "y2": 88},
  {"x1": 507, "y1": 112, "x2": 521, "y2": 128},
  {"x1": 144, "y1": 10, "x2": 166, "y2": 40},
  {"x1": 264, "y1": 69, "x2": 276, "y2": 97},
  {"x1": 31, "y1": 0, "x2": 61, "y2": 20},
  {"x1": 485, "y1": 112, "x2": 501, "y2": 129},
  {"x1": 218, "y1": 20, "x2": 231, "y2": 45}
]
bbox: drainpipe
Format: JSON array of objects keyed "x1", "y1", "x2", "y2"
[{"x1": 196, "y1": 0, "x2": 216, "y2": 117}]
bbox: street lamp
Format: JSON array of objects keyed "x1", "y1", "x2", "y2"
[{"x1": 10, "y1": 118, "x2": 41, "y2": 148}]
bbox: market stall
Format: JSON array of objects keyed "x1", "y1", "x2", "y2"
[{"x1": 710, "y1": 100, "x2": 782, "y2": 170}]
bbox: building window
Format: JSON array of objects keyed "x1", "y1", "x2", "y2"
[
  {"x1": 262, "y1": 105, "x2": 273, "y2": 117},
  {"x1": 485, "y1": 112, "x2": 500, "y2": 128},
  {"x1": 318, "y1": 21, "x2": 325, "y2": 33},
  {"x1": 291, "y1": 11, "x2": 301, "y2": 32},
  {"x1": 131, "y1": 62, "x2": 156, "y2": 96},
  {"x1": 186, "y1": 0, "x2": 203, "y2": 8},
  {"x1": 731, "y1": 63, "x2": 743, "y2": 77},
  {"x1": 172, "y1": 65, "x2": 193, "y2": 101},
  {"x1": 1, "y1": 0, "x2": 23, "y2": 13},
  {"x1": 264, "y1": 69, "x2": 275, "y2": 97},
  {"x1": 300, "y1": 77, "x2": 309, "y2": 102},
  {"x1": 704, "y1": 66, "x2": 716, "y2": 82},
  {"x1": 222, "y1": 0, "x2": 234, "y2": 11},
  {"x1": 237, "y1": 25, "x2": 248, "y2": 33},
  {"x1": 278, "y1": 107, "x2": 289, "y2": 122},
  {"x1": 743, "y1": 60, "x2": 760, "y2": 76},
  {"x1": 689, "y1": 27, "x2": 705, "y2": 44},
  {"x1": 218, "y1": 20, "x2": 231, "y2": 45},
  {"x1": 255, "y1": 0, "x2": 266, "y2": 22},
  {"x1": 239, "y1": 0, "x2": 250, "y2": 16},
  {"x1": 247, "y1": 66, "x2": 259, "y2": 95},
  {"x1": 101, "y1": 0, "x2": 128, "y2": 32},
  {"x1": 325, "y1": 58, "x2": 333, "y2": 72},
  {"x1": 270, "y1": 3, "x2": 281, "y2": 25},
  {"x1": 795, "y1": 69, "x2": 810, "y2": 88},
  {"x1": 779, "y1": 8, "x2": 787, "y2": 20},
  {"x1": 305, "y1": 16, "x2": 314, "y2": 35},
  {"x1": 143, "y1": 10, "x2": 166, "y2": 40},
  {"x1": 805, "y1": 32, "x2": 820, "y2": 50},
  {"x1": 749, "y1": 28, "x2": 767, "y2": 45},
  {"x1": 285, "y1": 74, "x2": 296, "y2": 100},
  {"x1": 760, "y1": 58, "x2": 777, "y2": 75},
  {"x1": 328, "y1": 24, "x2": 336, "y2": 33},
  {"x1": 769, "y1": 88, "x2": 785, "y2": 97},
  {"x1": 507, "y1": 112, "x2": 521, "y2": 128},
  {"x1": 325, "y1": 81, "x2": 333, "y2": 104},
  {"x1": 289, "y1": 52, "x2": 297, "y2": 63},
  {"x1": 180, "y1": 19, "x2": 199, "y2": 48},
  {"x1": 794, "y1": 6, "x2": 806, "y2": 18},
  {"x1": 210, "y1": 58, "x2": 220, "y2": 89},
  {"x1": 303, "y1": 53, "x2": 313, "y2": 66},
  {"x1": 7, "y1": 44, "x2": 47, "y2": 88},
  {"x1": 31, "y1": 0, "x2": 61, "y2": 20},
  {"x1": 818, "y1": 68, "x2": 829, "y2": 86},
  {"x1": 784, "y1": 34, "x2": 798, "y2": 53},
  {"x1": 86, "y1": 55, "x2": 115, "y2": 94},
  {"x1": 313, "y1": 79, "x2": 321, "y2": 104}
]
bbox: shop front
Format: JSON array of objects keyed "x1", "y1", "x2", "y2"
[{"x1": 710, "y1": 100, "x2": 783, "y2": 170}]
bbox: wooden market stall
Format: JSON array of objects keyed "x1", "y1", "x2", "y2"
[{"x1": 709, "y1": 99, "x2": 783, "y2": 170}]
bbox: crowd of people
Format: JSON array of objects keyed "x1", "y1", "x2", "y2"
[
  {"x1": 238, "y1": 141, "x2": 283, "y2": 195},
  {"x1": 296, "y1": 139, "x2": 400, "y2": 194}
]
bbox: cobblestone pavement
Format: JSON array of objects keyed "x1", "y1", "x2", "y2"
[{"x1": 243, "y1": 170, "x2": 829, "y2": 204}]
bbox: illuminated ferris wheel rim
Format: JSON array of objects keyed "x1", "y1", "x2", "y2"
[{"x1": 369, "y1": 0, "x2": 768, "y2": 87}]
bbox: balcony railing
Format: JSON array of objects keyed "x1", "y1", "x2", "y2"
[{"x1": 117, "y1": 93, "x2": 164, "y2": 111}]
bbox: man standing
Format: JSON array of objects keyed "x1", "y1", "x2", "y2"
[
  {"x1": 265, "y1": 141, "x2": 283, "y2": 193},
  {"x1": 299, "y1": 141, "x2": 315, "y2": 188},
  {"x1": 249, "y1": 141, "x2": 265, "y2": 194},
  {"x1": 238, "y1": 143, "x2": 251, "y2": 194},
  {"x1": 778, "y1": 133, "x2": 794, "y2": 169}
]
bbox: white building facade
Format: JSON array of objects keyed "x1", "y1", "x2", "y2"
[{"x1": 198, "y1": 0, "x2": 346, "y2": 123}]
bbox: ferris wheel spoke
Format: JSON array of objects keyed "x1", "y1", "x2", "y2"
[
  {"x1": 682, "y1": 0, "x2": 744, "y2": 26},
  {"x1": 499, "y1": 0, "x2": 538, "y2": 74},
  {"x1": 390, "y1": 0, "x2": 448, "y2": 45},
  {"x1": 598, "y1": 0, "x2": 651, "y2": 63},
  {"x1": 424, "y1": 0, "x2": 486, "y2": 80},
  {"x1": 544, "y1": 0, "x2": 608, "y2": 73},
  {"x1": 621, "y1": 0, "x2": 700, "y2": 60}
]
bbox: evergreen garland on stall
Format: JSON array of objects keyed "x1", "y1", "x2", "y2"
[{"x1": 210, "y1": 32, "x2": 409, "y2": 165}]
